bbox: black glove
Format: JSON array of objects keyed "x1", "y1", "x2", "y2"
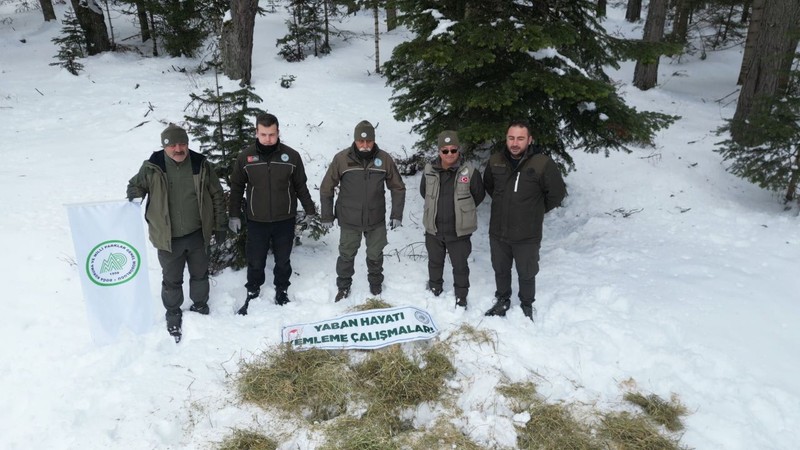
[{"x1": 214, "y1": 230, "x2": 227, "y2": 243}]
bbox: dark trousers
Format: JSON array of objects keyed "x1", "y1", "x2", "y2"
[
  {"x1": 336, "y1": 226, "x2": 387, "y2": 289},
  {"x1": 245, "y1": 218, "x2": 295, "y2": 292},
  {"x1": 425, "y1": 233, "x2": 472, "y2": 299},
  {"x1": 157, "y1": 229, "x2": 209, "y2": 316},
  {"x1": 489, "y1": 236, "x2": 540, "y2": 304}
]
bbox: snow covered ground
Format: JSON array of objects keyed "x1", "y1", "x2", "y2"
[{"x1": 1, "y1": 3, "x2": 798, "y2": 449}]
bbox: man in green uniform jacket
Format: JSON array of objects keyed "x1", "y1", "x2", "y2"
[
  {"x1": 320, "y1": 120, "x2": 406, "y2": 302},
  {"x1": 127, "y1": 123, "x2": 227, "y2": 341}
]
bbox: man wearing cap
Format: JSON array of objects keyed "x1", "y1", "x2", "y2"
[
  {"x1": 228, "y1": 113, "x2": 317, "y2": 314},
  {"x1": 420, "y1": 130, "x2": 485, "y2": 309},
  {"x1": 483, "y1": 120, "x2": 566, "y2": 321},
  {"x1": 127, "y1": 123, "x2": 227, "y2": 342},
  {"x1": 320, "y1": 120, "x2": 406, "y2": 302}
]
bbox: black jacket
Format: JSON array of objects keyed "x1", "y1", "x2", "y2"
[
  {"x1": 483, "y1": 146, "x2": 566, "y2": 242},
  {"x1": 229, "y1": 140, "x2": 316, "y2": 223}
]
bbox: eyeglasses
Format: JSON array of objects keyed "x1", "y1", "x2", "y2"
[{"x1": 440, "y1": 149, "x2": 458, "y2": 155}]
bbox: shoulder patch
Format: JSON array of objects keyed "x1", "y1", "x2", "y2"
[{"x1": 281, "y1": 153, "x2": 289, "y2": 162}]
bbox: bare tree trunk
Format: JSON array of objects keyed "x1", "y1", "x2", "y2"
[
  {"x1": 741, "y1": 0, "x2": 753, "y2": 22},
  {"x1": 69, "y1": 0, "x2": 112, "y2": 55},
  {"x1": 731, "y1": 0, "x2": 800, "y2": 145},
  {"x1": 596, "y1": 0, "x2": 607, "y2": 17},
  {"x1": 373, "y1": 2, "x2": 380, "y2": 73},
  {"x1": 625, "y1": 0, "x2": 642, "y2": 22},
  {"x1": 670, "y1": 0, "x2": 691, "y2": 44},
  {"x1": 786, "y1": 148, "x2": 800, "y2": 203},
  {"x1": 738, "y1": 0, "x2": 765, "y2": 85},
  {"x1": 386, "y1": 0, "x2": 398, "y2": 31},
  {"x1": 135, "y1": 1, "x2": 151, "y2": 42},
  {"x1": 633, "y1": 0, "x2": 668, "y2": 90},
  {"x1": 220, "y1": 0, "x2": 258, "y2": 86},
  {"x1": 39, "y1": 0, "x2": 56, "y2": 21}
]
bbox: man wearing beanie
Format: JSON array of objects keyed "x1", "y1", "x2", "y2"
[
  {"x1": 483, "y1": 120, "x2": 566, "y2": 322},
  {"x1": 127, "y1": 123, "x2": 227, "y2": 342},
  {"x1": 320, "y1": 120, "x2": 406, "y2": 302},
  {"x1": 228, "y1": 113, "x2": 317, "y2": 314},
  {"x1": 420, "y1": 130, "x2": 485, "y2": 309}
]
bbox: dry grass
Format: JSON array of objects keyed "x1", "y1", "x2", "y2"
[
  {"x1": 236, "y1": 345, "x2": 354, "y2": 422},
  {"x1": 217, "y1": 429, "x2": 277, "y2": 450},
  {"x1": 319, "y1": 416, "x2": 401, "y2": 450},
  {"x1": 351, "y1": 297, "x2": 394, "y2": 311},
  {"x1": 404, "y1": 418, "x2": 484, "y2": 450},
  {"x1": 497, "y1": 380, "x2": 538, "y2": 413},
  {"x1": 624, "y1": 392, "x2": 688, "y2": 432},
  {"x1": 517, "y1": 402, "x2": 602, "y2": 450},
  {"x1": 599, "y1": 411, "x2": 686, "y2": 450}
]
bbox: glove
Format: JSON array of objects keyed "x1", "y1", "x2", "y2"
[
  {"x1": 320, "y1": 221, "x2": 334, "y2": 230},
  {"x1": 214, "y1": 230, "x2": 227, "y2": 243},
  {"x1": 127, "y1": 196, "x2": 143, "y2": 204},
  {"x1": 390, "y1": 219, "x2": 402, "y2": 230},
  {"x1": 228, "y1": 217, "x2": 242, "y2": 233},
  {"x1": 302, "y1": 214, "x2": 318, "y2": 226}
]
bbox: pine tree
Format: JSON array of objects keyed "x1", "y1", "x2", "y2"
[
  {"x1": 50, "y1": 8, "x2": 85, "y2": 76},
  {"x1": 277, "y1": 0, "x2": 328, "y2": 61},
  {"x1": 716, "y1": 58, "x2": 800, "y2": 204},
  {"x1": 183, "y1": 69, "x2": 267, "y2": 272},
  {"x1": 384, "y1": 0, "x2": 677, "y2": 171}
]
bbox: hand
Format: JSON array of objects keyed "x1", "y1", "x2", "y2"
[
  {"x1": 320, "y1": 221, "x2": 334, "y2": 230},
  {"x1": 390, "y1": 219, "x2": 402, "y2": 230},
  {"x1": 302, "y1": 214, "x2": 317, "y2": 226},
  {"x1": 228, "y1": 217, "x2": 242, "y2": 233},
  {"x1": 214, "y1": 230, "x2": 227, "y2": 243}
]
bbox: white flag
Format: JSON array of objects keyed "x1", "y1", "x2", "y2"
[{"x1": 66, "y1": 200, "x2": 153, "y2": 344}]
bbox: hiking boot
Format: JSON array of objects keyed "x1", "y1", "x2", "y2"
[
  {"x1": 428, "y1": 283, "x2": 443, "y2": 297},
  {"x1": 335, "y1": 287, "x2": 350, "y2": 302},
  {"x1": 166, "y1": 312, "x2": 182, "y2": 343},
  {"x1": 189, "y1": 303, "x2": 209, "y2": 315},
  {"x1": 370, "y1": 284, "x2": 382, "y2": 296},
  {"x1": 275, "y1": 290, "x2": 290, "y2": 306},
  {"x1": 246, "y1": 290, "x2": 260, "y2": 301},
  {"x1": 521, "y1": 303, "x2": 536, "y2": 322},
  {"x1": 455, "y1": 297, "x2": 468, "y2": 309},
  {"x1": 484, "y1": 297, "x2": 511, "y2": 317}
]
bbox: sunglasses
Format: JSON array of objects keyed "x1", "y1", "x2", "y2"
[{"x1": 440, "y1": 149, "x2": 459, "y2": 155}]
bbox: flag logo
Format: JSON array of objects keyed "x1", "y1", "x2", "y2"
[{"x1": 86, "y1": 240, "x2": 141, "y2": 287}]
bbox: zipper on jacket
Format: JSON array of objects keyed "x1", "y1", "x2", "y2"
[{"x1": 514, "y1": 172, "x2": 520, "y2": 192}]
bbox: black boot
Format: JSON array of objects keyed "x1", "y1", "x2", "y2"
[
  {"x1": 275, "y1": 289, "x2": 290, "y2": 306},
  {"x1": 484, "y1": 298, "x2": 511, "y2": 317},
  {"x1": 166, "y1": 310, "x2": 182, "y2": 343},
  {"x1": 189, "y1": 303, "x2": 209, "y2": 315},
  {"x1": 237, "y1": 289, "x2": 260, "y2": 315},
  {"x1": 369, "y1": 284, "x2": 382, "y2": 296},
  {"x1": 335, "y1": 287, "x2": 350, "y2": 302},
  {"x1": 455, "y1": 297, "x2": 468, "y2": 309},
  {"x1": 521, "y1": 301, "x2": 536, "y2": 322}
]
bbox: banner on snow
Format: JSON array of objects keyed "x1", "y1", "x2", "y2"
[
  {"x1": 282, "y1": 306, "x2": 439, "y2": 350},
  {"x1": 66, "y1": 200, "x2": 153, "y2": 345}
]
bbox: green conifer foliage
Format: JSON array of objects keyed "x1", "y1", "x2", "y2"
[
  {"x1": 716, "y1": 61, "x2": 800, "y2": 204},
  {"x1": 384, "y1": 0, "x2": 677, "y2": 171},
  {"x1": 184, "y1": 79, "x2": 266, "y2": 272},
  {"x1": 50, "y1": 8, "x2": 85, "y2": 76}
]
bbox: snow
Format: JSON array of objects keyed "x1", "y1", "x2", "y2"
[{"x1": 1, "y1": 3, "x2": 799, "y2": 449}]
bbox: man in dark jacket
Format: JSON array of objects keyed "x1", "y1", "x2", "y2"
[
  {"x1": 420, "y1": 130, "x2": 485, "y2": 309},
  {"x1": 483, "y1": 120, "x2": 566, "y2": 321},
  {"x1": 127, "y1": 123, "x2": 227, "y2": 342},
  {"x1": 228, "y1": 113, "x2": 317, "y2": 312},
  {"x1": 320, "y1": 120, "x2": 406, "y2": 302}
]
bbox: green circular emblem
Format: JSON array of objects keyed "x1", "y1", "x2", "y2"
[{"x1": 85, "y1": 240, "x2": 141, "y2": 286}]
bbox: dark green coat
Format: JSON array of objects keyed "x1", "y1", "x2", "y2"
[
  {"x1": 483, "y1": 147, "x2": 566, "y2": 242},
  {"x1": 127, "y1": 150, "x2": 226, "y2": 252},
  {"x1": 320, "y1": 144, "x2": 406, "y2": 231}
]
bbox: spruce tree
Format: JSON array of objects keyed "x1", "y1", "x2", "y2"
[
  {"x1": 384, "y1": 0, "x2": 677, "y2": 171},
  {"x1": 50, "y1": 8, "x2": 85, "y2": 76},
  {"x1": 183, "y1": 71, "x2": 266, "y2": 272},
  {"x1": 716, "y1": 59, "x2": 800, "y2": 204},
  {"x1": 277, "y1": 0, "x2": 327, "y2": 61}
]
